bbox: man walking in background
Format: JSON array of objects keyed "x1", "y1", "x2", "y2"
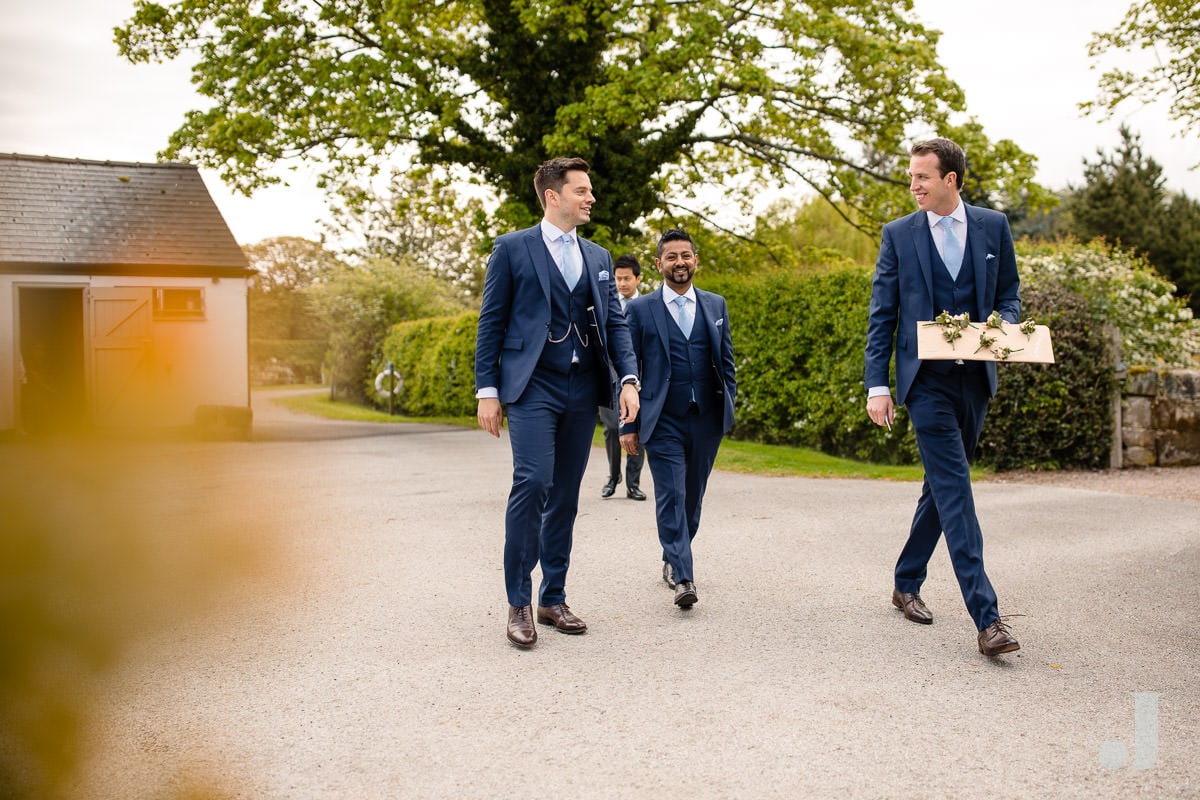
[
  {"x1": 864, "y1": 137, "x2": 1022, "y2": 657},
  {"x1": 600, "y1": 253, "x2": 646, "y2": 501},
  {"x1": 620, "y1": 229, "x2": 736, "y2": 609},
  {"x1": 475, "y1": 156, "x2": 641, "y2": 648}
]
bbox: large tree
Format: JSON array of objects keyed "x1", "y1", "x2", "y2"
[
  {"x1": 1082, "y1": 0, "x2": 1200, "y2": 152},
  {"x1": 245, "y1": 236, "x2": 341, "y2": 383},
  {"x1": 325, "y1": 167, "x2": 488, "y2": 296},
  {"x1": 116, "y1": 0, "x2": 1045, "y2": 238},
  {"x1": 1067, "y1": 126, "x2": 1200, "y2": 312}
]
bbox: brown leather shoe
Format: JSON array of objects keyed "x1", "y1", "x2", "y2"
[
  {"x1": 536, "y1": 603, "x2": 587, "y2": 634},
  {"x1": 892, "y1": 588, "x2": 933, "y2": 624},
  {"x1": 506, "y1": 604, "x2": 537, "y2": 647},
  {"x1": 674, "y1": 581, "x2": 697, "y2": 608},
  {"x1": 662, "y1": 562, "x2": 677, "y2": 589},
  {"x1": 978, "y1": 619, "x2": 1020, "y2": 656}
]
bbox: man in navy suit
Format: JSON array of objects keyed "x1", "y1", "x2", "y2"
[
  {"x1": 864, "y1": 137, "x2": 1022, "y2": 657},
  {"x1": 475, "y1": 156, "x2": 641, "y2": 648},
  {"x1": 620, "y1": 229, "x2": 736, "y2": 609},
  {"x1": 599, "y1": 254, "x2": 647, "y2": 501}
]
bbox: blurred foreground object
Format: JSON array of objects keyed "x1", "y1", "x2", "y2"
[{"x1": 0, "y1": 441, "x2": 283, "y2": 798}]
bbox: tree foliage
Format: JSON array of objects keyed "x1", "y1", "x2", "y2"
[
  {"x1": 245, "y1": 237, "x2": 339, "y2": 382},
  {"x1": 325, "y1": 167, "x2": 490, "y2": 297},
  {"x1": 1083, "y1": 0, "x2": 1200, "y2": 152},
  {"x1": 1065, "y1": 126, "x2": 1200, "y2": 312},
  {"x1": 115, "y1": 0, "x2": 1047, "y2": 238},
  {"x1": 245, "y1": 236, "x2": 342, "y2": 294},
  {"x1": 306, "y1": 257, "x2": 467, "y2": 402}
]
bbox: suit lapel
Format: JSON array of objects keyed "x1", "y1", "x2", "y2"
[
  {"x1": 649, "y1": 292, "x2": 673, "y2": 364},
  {"x1": 696, "y1": 290, "x2": 720, "y2": 352},
  {"x1": 907, "y1": 211, "x2": 934, "y2": 300},
  {"x1": 965, "y1": 204, "x2": 990, "y2": 314},
  {"x1": 523, "y1": 226, "x2": 553, "y2": 303}
]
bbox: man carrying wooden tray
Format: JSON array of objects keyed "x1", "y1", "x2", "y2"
[{"x1": 863, "y1": 137, "x2": 1029, "y2": 658}]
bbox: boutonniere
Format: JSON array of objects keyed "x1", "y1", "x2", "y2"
[
  {"x1": 598, "y1": 270, "x2": 610, "y2": 281},
  {"x1": 923, "y1": 310, "x2": 974, "y2": 348}
]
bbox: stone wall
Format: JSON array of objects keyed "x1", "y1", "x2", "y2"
[{"x1": 1120, "y1": 369, "x2": 1200, "y2": 467}]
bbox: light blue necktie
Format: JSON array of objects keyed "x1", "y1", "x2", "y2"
[
  {"x1": 674, "y1": 295, "x2": 693, "y2": 337},
  {"x1": 561, "y1": 234, "x2": 580, "y2": 289},
  {"x1": 940, "y1": 216, "x2": 962, "y2": 280}
]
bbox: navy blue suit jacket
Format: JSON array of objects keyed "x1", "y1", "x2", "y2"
[
  {"x1": 474, "y1": 225, "x2": 637, "y2": 405},
  {"x1": 864, "y1": 203, "x2": 1020, "y2": 406},
  {"x1": 624, "y1": 289, "x2": 736, "y2": 443}
]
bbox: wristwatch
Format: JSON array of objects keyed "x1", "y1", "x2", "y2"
[{"x1": 622, "y1": 377, "x2": 641, "y2": 392}]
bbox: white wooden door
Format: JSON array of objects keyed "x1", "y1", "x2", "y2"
[{"x1": 88, "y1": 287, "x2": 155, "y2": 427}]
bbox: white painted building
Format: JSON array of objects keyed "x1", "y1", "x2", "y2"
[{"x1": 0, "y1": 154, "x2": 253, "y2": 437}]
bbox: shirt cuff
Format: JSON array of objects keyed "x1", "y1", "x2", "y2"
[
  {"x1": 476, "y1": 387, "x2": 499, "y2": 399},
  {"x1": 867, "y1": 386, "x2": 891, "y2": 398}
]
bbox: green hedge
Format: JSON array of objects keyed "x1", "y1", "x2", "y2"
[
  {"x1": 376, "y1": 267, "x2": 1120, "y2": 470},
  {"x1": 702, "y1": 269, "x2": 919, "y2": 465},
  {"x1": 980, "y1": 283, "x2": 1117, "y2": 470},
  {"x1": 377, "y1": 312, "x2": 478, "y2": 416}
]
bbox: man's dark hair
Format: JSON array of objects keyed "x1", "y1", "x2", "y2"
[
  {"x1": 911, "y1": 137, "x2": 966, "y2": 190},
  {"x1": 613, "y1": 253, "x2": 641, "y2": 277},
  {"x1": 656, "y1": 228, "x2": 695, "y2": 257},
  {"x1": 534, "y1": 156, "x2": 591, "y2": 210}
]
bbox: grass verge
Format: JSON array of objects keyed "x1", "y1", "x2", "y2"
[{"x1": 258, "y1": 387, "x2": 927, "y2": 481}]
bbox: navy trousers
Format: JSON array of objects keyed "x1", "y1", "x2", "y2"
[
  {"x1": 502, "y1": 366, "x2": 598, "y2": 608},
  {"x1": 896, "y1": 366, "x2": 1000, "y2": 631},
  {"x1": 644, "y1": 406, "x2": 724, "y2": 584}
]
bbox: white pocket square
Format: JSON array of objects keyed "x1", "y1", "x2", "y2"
[
  {"x1": 598, "y1": 270, "x2": 610, "y2": 281},
  {"x1": 715, "y1": 319, "x2": 724, "y2": 327},
  {"x1": 986, "y1": 253, "x2": 996, "y2": 260}
]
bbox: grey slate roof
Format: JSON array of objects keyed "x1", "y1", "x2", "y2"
[{"x1": 0, "y1": 153, "x2": 250, "y2": 277}]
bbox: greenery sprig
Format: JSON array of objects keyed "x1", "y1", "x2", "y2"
[{"x1": 924, "y1": 310, "x2": 975, "y2": 349}]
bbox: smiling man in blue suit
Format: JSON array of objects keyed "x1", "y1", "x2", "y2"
[
  {"x1": 864, "y1": 138, "x2": 1023, "y2": 657},
  {"x1": 475, "y1": 156, "x2": 641, "y2": 649},
  {"x1": 620, "y1": 229, "x2": 736, "y2": 610}
]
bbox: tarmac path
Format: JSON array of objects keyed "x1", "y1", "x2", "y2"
[{"x1": 71, "y1": 391, "x2": 1199, "y2": 799}]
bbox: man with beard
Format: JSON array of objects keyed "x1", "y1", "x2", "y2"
[{"x1": 620, "y1": 229, "x2": 736, "y2": 609}]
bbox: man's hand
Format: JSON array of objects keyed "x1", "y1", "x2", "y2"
[
  {"x1": 477, "y1": 397, "x2": 504, "y2": 438},
  {"x1": 619, "y1": 432, "x2": 641, "y2": 456},
  {"x1": 867, "y1": 394, "x2": 895, "y2": 430},
  {"x1": 618, "y1": 383, "x2": 640, "y2": 424}
]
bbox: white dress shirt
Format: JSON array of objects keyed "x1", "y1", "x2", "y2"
[{"x1": 663, "y1": 286, "x2": 698, "y2": 330}]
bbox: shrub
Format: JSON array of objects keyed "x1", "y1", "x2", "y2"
[
  {"x1": 378, "y1": 312, "x2": 478, "y2": 416},
  {"x1": 979, "y1": 283, "x2": 1117, "y2": 470},
  {"x1": 1019, "y1": 239, "x2": 1200, "y2": 368},
  {"x1": 704, "y1": 269, "x2": 920, "y2": 464}
]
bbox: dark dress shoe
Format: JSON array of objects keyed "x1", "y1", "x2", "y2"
[
  {"x1": 536, "y1": 603, "x2": 587, "y2": 634},
  {"x1": 674, "y1": 581, "x2": 698, "y2": 608},
  {"x1": 626, "y1": 486, "x2": 647, "y2": 501},
  {"x1": 662, "y1": 562, "x2": 677, "y2": 588},
  {"x1": 507, "y1": 604, "x2": 537, "y2": 648},
  {"x1": 892, "y1": 588, "x2": 933, "y2": 624},
  {"x1": 978, "y1": 619, "x2": 1020, "y2": 656},
  {"x1": 601, "y1": 478, "x2": 618, "y2": 498}
]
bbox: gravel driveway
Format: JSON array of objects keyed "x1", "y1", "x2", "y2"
[{"x1": 28, "y1": 392, "x2": 1196, "y2": 799}]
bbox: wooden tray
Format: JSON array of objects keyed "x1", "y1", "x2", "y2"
[{"x1": 916, "y1": 320, "x2": 1054, "y2": 363}]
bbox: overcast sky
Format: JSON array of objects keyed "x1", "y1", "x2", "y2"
[{"x1": 2, "y1": 0, "x2": 1197, "y2": 245}]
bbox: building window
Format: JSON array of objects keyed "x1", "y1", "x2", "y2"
[{"x1": 153, "y1": 288, "x2": 205, "y2": 319}]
